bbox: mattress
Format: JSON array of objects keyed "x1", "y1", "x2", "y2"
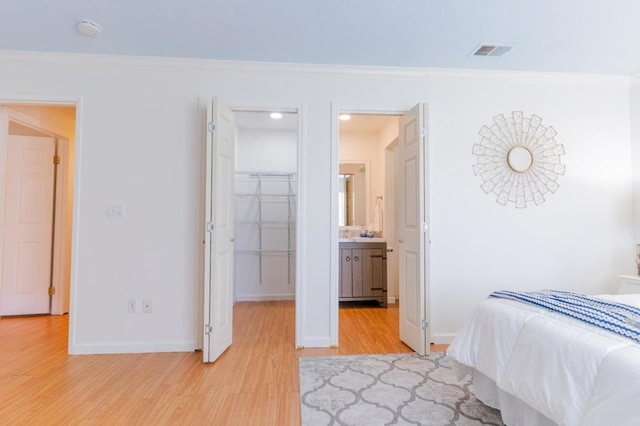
[{"x1": 446, "y1": 293, "x2": 640, "y2": 426}]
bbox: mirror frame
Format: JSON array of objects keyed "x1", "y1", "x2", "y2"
[{"x1": 339, "y1": 160, "x2": 371, "y2": 227}]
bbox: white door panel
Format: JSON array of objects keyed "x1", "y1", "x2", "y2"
[
  {"x1": 398, "y1": 104, "x2": 429, "y2": 355},
  {"x1": 203, "y1": 98, "x2": 235, "y2": 363},
  {"x1": 1, "y1": 135, "x2": 55, "y2": 315}
]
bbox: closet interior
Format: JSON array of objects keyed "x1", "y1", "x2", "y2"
[{"x1": 233, "y1": 111, "x2": 298, "y2": 301}]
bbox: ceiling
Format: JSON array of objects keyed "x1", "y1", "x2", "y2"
[{"x1": 1, "y1": 1, "x2": 639, "y2": 76}]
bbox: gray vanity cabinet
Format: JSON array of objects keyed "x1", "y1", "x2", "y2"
[{"x1": 339, "y1": 242, "x2": 387, "y2": 307}]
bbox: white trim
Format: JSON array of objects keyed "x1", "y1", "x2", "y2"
[
  {"x1": 295, "y1": 103, "x2": 306, "y2": 349},
  {"x1": 432, "y1": 333, "x2": 456, "y2": 345},
  {"x1": 632, "y1": 73, "x2": 640, "y2": 87},
  {"x1": 331, "y1": 102, "x2": 424, "y2": 348},
  {"x1": 297, "y1": 336, "x2": 333, "y2": 349},
  {"x1": 0, "y1": 96, "x2": 81, "y2": 343},
  {"x1": 0, "y1": 50, "x2": 630, "y2": 87},
  {"x1": 236, "y1": 294, "x2": 295, "y2": 302},
  {"x1": 425, "y1": 67, "x2": 630, "y2": 87},
  {"x1": 69, "y1": 340, "x2": 196, "y2": 355},
  {"x1": 1, "y1": 109, "x2": 74, "y2": 316},
  {"x1": 222, "y1": 98, "x2": 305, "y2": 348},
  {"x1": 0, "y1": 109, "x2": 7, "y2": 309}
]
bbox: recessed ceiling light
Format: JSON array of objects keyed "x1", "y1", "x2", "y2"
[
  {"x1": 270, "y1": 112, "x2": 283, "y2": 119},
  {"x1": 77, "y1": 19, "x2": 102, "y2": 37},
  {"x1": 339, "y1": 114, "x2": 351, "y2": 121}
]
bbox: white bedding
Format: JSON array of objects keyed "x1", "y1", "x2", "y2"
[{"x1": 447, "y1": 294, "x2": 640, "y2": 426}]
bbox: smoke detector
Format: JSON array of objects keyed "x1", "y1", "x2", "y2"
[
  {"x1": 471, "y1": 44, "x2": 514, "y2": 57},
  {"x1": 77, "y1": 19, "x2": 102, "y2": 37}
]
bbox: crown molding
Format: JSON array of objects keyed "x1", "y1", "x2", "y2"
[
  {"x1": 0, "y1": 49, "x2": 632, "y2": 87},
  {"x1": 425, "y1": 67, "x2": 630, "y2": 88}
]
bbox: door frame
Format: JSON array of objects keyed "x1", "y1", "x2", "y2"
[
  {"x1": 329, "y1": 102, "x2": 431, "y2": 347},
  {"x1": 0, "y1": 94, "x2": 82, "y2": 351},
  {"x1": 1, "y1": 107, "x2": 73, "y2": 315},
  {"x1": 198, "y1": 99, "x2": 306, "y2": 350}
]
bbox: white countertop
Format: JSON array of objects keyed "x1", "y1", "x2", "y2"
[{"x1": 339, "y1": 237, "x2": 386, "y2": 243}]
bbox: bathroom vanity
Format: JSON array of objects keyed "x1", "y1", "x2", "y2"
[{"x1": 339, "y1": 240, "x2": 387, "y2": 307}]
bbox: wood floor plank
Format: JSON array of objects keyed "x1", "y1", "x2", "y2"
[{"x1": 0, "y1": 302, "x2": 447, "y2": 425}]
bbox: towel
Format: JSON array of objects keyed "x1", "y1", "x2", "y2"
[{"x1": 373, "y1": 198, "x2": 383, "y2": 233}]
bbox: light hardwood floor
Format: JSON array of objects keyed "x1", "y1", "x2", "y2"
[{"x1": 0, "y1": 302, "x2": 447, "y2": 425}]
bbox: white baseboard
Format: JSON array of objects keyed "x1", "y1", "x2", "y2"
[
  {"x1": 432, "y1": 333, "x2": 456, "y2": 345},
  {"x1": 297, "y1": 336, "x2": 332, "y2": 348},
  {"x1": 236, "y1": 294, "x2": 295, "y2": 302},
  {"x1": 69, "y1": 340, "x2": 196, "y2": 355}
]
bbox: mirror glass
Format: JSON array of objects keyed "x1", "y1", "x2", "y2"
[
  {"x1": 507, "y1": 146, "x2": 533, "y2": 173},
  {"x1": 338, "y1": 163, "x2": 368, "y2": 226}
]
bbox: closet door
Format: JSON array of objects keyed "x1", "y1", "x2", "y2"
[{"x1": 203, "y1": 98, "x2": 235, "y2": 363}]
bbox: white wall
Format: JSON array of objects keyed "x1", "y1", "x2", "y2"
[
  {"x1": 630, "y1": 75, "x2": 640, "y2": 245},
  {"x1": 426, "y1": 70, "x2": 634, "y2": 341},
  {"x1": 235, "y1": 128, "x2": 297, "y2": 173},
  {"x1": 0, "y1": 51, "x2": 633, "y2": 352}
]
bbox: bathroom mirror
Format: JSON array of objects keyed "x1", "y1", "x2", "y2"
[{"x1": 338, "y1": 162, "x2": 370, "y2": 227}]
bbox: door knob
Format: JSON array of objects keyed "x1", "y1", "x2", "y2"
[{"x1": 230, "y1": 237, "x2": 235, "y2": 242}]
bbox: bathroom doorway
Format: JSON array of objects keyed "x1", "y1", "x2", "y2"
[
  {"x1": 336, "y1": 113, "x2": 403, "y2": 349},
  {"x1": 332, "y1": 104, "x2": 431, "y2": 355}
]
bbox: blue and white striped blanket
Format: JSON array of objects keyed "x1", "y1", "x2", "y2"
[{"x1": 489, "y1": 289, "x2": 640, "y2": 343}]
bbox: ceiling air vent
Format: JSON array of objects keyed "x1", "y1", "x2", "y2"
[{"x1": 472, "y1": 44, "x2": 513, "y2": 57}]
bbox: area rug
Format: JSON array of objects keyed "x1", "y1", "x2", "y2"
[{"x1": 298, "y1": 352, "x2": 504, "y2": 426}]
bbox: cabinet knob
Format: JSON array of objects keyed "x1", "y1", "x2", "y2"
[
  {"x1": 354, "y1": 256, "x2": 359, "y2": 261},
  {"x1": 386, "y1": 247, "x2": 394, "y2": 252},
  {"x1": 346, "y1": 256, "x2": 351, "y2": 261},
  {"x1": 398, "y1": 239, "x2": 404, "y2": 243}
]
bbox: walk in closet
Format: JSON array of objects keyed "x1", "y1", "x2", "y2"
[{"x1": 233, "y1": 111, "x2": 298, "y2": 301}]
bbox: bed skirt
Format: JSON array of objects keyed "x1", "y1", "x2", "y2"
[{"x1": 471, "y1": 369, "x2": 557, "y2": 426}]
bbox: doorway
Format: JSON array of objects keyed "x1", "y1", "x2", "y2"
[
  {"x1": 0, "y1": 103, "x2": 76, "y2": 323},
  {"x1": 332, "y1": 104, "x2": 430, "y2": 355},
  {"x1": 202, "y1": 100, "x2": 301, "y2": 363},
  {"x1": 336, "y1": 113, "x2": 402, "y2": 344}
]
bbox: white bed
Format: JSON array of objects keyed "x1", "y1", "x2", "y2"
[{"x1": 446, "y1": 293, "x2": 640, "y2": 426}]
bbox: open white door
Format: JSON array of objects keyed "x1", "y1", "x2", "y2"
[
  {"x1": 203, "y1": 98, "x2": 235, "y2": 363},
  {"x1": 1, "y1": 135, "x2": 56, "y2": 315},
  {"x1": 398, "y1": 103, "x2": 429, "y2": 355}
]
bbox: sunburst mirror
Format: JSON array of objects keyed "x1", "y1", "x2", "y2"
[{"x1": 472, "y1": 112, "x2": 566, "y2": 208}]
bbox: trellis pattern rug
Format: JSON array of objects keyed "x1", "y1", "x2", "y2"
[{"x1": 298, "y1": 352, "x2": 504, "y2": 426}]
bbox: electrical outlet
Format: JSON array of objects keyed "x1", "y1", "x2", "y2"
[
  {"x1": 142, "y1": 299, "x2": 152, "y2": 314},
  {"x1": 127, "y1": 298, "x2": 136, "y2": 313},
  {"x1": 107, "y1": 204, "x2": 125, "y2": 220}
]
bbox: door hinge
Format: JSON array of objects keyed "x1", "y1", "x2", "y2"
[
  {"x1": 205, "y1": 325, "x2": 213, "y2": 335},
  {"x1": 421, "y1": 319, "x2": 429, "y2": 330},
  {"x1": 420, "y1": 127, "x2": 426, "y2": 138},
  {"x1": 207, "y1": 122, "x2": 216, "y2": 133},
  {"x1": 423, "y1": 223, "x2": 429, "y2": 231},
  {"x1": 53, "y1": 155, "x2": 61, "y2": 165},
  {"x1": 206, "y1": 222, "x2": 215, "y2": 232},
  {"x1": 48, "y1": 286, "x2": 56, "y2": 296}
]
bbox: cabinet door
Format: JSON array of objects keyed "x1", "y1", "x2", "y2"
[
  {"x1": 351, "y1": 249, "x2": 364, "y2": 296},
  {"x1": 368, "y1": 248, "x2": 385, "y2": 298},
  {"x1": 340, "y1": 248, "x2": 353, "y2": 297}
]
